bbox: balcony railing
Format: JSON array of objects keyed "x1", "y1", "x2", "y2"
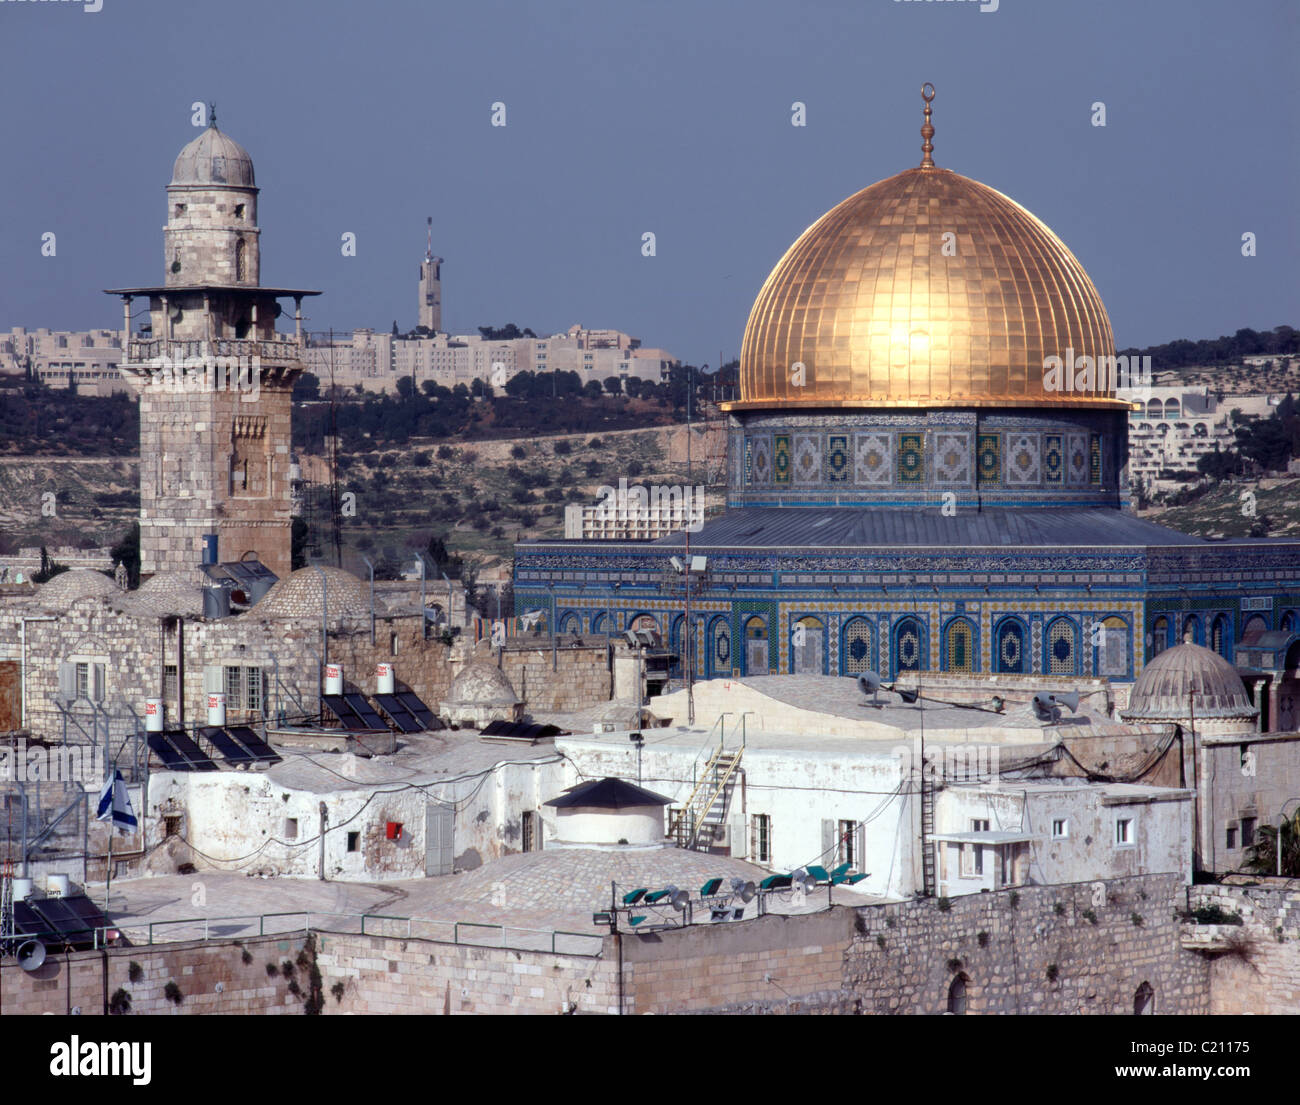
[{"x1": 126, "y1": 336, "x2": 301, "y2": 363}]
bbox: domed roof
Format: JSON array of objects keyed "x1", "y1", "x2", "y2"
[
  {"x1": 38, "y1": 569, "x2": 118, "y2": 610},
  {"x1": 171, "y1": 122, "x2": 256, "y2": 188},
  {"x1": 256, "y1": 566, "x2": 372, "y2": 622},
  {"x1": 446, "y1": 661, "x2": 519, "y2": 707},
  {"x1": 115, "y1": 571, "x2": 204, "y2": 617},
  {"x1": 1123, "y1": 641, "x2": 1256, "y2": 720},
  {"x1": 730, "y1": 97, "x2": 1118, "y2": 412}
]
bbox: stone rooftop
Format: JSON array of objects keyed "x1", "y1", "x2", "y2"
[{"x1": 99, "y1": 847, "x2": 881, "y2": 940}]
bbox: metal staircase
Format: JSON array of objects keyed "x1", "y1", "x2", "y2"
[
  {"x1": 670, "y1": 744, "x2": 743, "y2": 851},
  {"x1": 920, "y1": 767, "x2": 936, "y2": 896}
]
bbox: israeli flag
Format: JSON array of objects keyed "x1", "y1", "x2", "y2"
[{"x1": 96, "y1": 769, "x2": 138, "y2": 832}]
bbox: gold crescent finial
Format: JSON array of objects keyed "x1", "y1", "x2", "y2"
[{"x1": 920, "y1": 83, "x2": 936, "y2": 168}]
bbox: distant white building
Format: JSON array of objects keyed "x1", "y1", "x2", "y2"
[
  {"x1": 307, "y1": 322, "x2": 677, "y2": 395},
  {"x1": 1125, "y1": 385, "x2": 1284, "y2": 486},
  {"x1": 0, "y1": 327, "x2": 128, "y2": 396}
]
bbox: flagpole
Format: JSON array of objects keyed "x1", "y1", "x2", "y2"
[{"x1": 104, "y1": 830, "x2": 113, "y2": 911}]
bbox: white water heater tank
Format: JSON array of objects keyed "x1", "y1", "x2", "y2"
[{"x1": 207, "y1": 692, "x2": 226, "y2": 727}]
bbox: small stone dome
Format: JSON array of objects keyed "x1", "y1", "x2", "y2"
[
  {"x1": 171, "y1": 123, "x2": 256, "y2": 188},
  {"x1": 441, "y1": 661, "x2": 521, "y2": 728},
  {"x1": 1123, "y1": 640, "x2": 1256, "y2": 720},
  {"x1": 38, "y1": 569, "x2": 117, "y2": 611},
  {"x1": 447, "y1": 662, "x2": 519, "y2": 707},
  {"x1": 256, "y1": 566, "x2": 372, "y2": 623},
  {"x1": 116, "y1": 571, "x2": 204, "y2": 617}
]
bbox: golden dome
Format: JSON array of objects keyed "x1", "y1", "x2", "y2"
[{"x1": 731, "y1": 157, "x2": 1123, "y2": 411}]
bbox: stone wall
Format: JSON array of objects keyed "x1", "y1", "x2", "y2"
[
  {"x1": 1190, "y1": 882, "x2": 1300, "y2": 1015},
  {"x1": 0, "y1": 932, "x2": 313, "y2": 1016},
  {"x1": 636, "y1": 873, "x2": 1207, "y2": 1015},
  {"x1": 314, "y1": 931, "x2": 617, "y2": 1015},
  {"x1": 500, "y1": 643, "x2": 612, "y2": 714},
  {"x1": 842, "y1": 873, "x2": 1206, "y2": 1015}
]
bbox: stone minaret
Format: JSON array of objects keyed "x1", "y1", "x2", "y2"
[
  {"x1": 418, "y1": 216, "x2": 443, "y2": 332},
  {"x1": 107, "y1": 113, "x2": 319, "y2": 580}
]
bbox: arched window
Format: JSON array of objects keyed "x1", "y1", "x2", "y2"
[
  {"x1": 1047, "y1": 617, "x2": 1079, "y2": 675},
  {"x1": 1211, "y1": 614, "x2": 1232, "y2": 659},
  {"x1": 1282, "y1": 611, "x2": 1297, "y2": 635},
  {"x1": 590, "y1": 611, "x2": 607, "y2": 636},
  {"x1": 557, "y1": 611, "x2": 579, "y2": 635},
  {"x1": 947, "y1": 973, "x2": 968, "y2": 1015},
  {"x1": 1244, "y1": 614, "x2": 1269, "y2": 642},
  {"x1": 1182, "y1": 614, "x2": 1202, "y2": 646},
  {"x1": 744, "y1": 616, "x2": 769, "y2": 676},
  {"x1": 235, "y1": 238, "x2": 247, "y2": 282},
  {"x1": 792, "y1": 615, "x2": 825, "y2": 675},
  {"x1": 1097, "y1": 615, "x2": 1129, "y2": 677},
  {"x1": 994, "y1": 617, "x2": 1028, "y2": 674},
  {"x1": 1146, "y1": 398, "x2": 1161, "y2": 419},
  {"x1": 1163, "y1": 398, "x2": 1180, "y2": 418},
  {"x1": 710, "y1": 617, "x2": 731, "y2": 677},
  {"x1": 842, "y1": 617, "x2": 876, "y2": 676},
  {"x1": 944, "y1": 617, "x2": 976, "y2": 673},
  {"x1": 668, "y1": 614, "x2": 685, "y2": 679},
  {"x1": 630, "y1": 613, "x2": 660, "y2": 634},
  {"x1": 1151, "y1": 615, "x2": 1169, "y2": 657},
  {"x1": 1134, "y1": 981, "x2": 1154, "y2": 1015},
  {"x1": 894, "y1": 617, "x2": 925, "y2": 677}
]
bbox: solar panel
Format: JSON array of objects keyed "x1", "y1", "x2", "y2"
[
  {"x1": 201, "y1": 726, "x2": 257, "y2": 766},
  {"x1": 25, "y1": 895, "x2": 110, "y2": 948},
  {"x1": 164, "y1": 729, "x2": 220, "y2": 771},
  {"x1": 30, "y1": 896, "x2": 94, "y2": 938},
  {"x1": 321, "y1": 694, "x2": 364, "y2": 728},
  {"x1": 343, "y1": 693, "x2": 389, "y2": 731},
  {"x1": 61, "y1": 896, "x2": 111, "y2": 930},
  {"x1": 374, "y1": 694, "x2": 423, "y2": 733},
  {"x1": 478, "y1": 720, "x2": 561, "y2": 742},
  {"x1": 396, "y1": 691, "x2": 439, "y2": 730},
  {"x1": 12, "y1": 900, "x2": 45, "y2": 936},
  {"x1": 226, "y1": 726, "x2": 282, "y2": 764},
  {"x1": 147, "y1": 731, "x2": 192, "y2": 771}
]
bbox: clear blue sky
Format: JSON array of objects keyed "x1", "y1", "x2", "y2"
[{"x1": 1, "y1": 0, "x2": 1295, "y2": 368}]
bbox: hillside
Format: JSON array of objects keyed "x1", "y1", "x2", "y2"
[{"x1": 1137, "y1": 476, "x2": 1300, "y2": 538}]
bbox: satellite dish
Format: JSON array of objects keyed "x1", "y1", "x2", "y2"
[
  {"x1": 664, "y1": 885, "x2": 690, "y2": 912},
  {"x1": 796, "y1": 873, "x2": 818, "y2": 895},
  {"x1": 17, "y1": 939, "x2": 46, "y2": 972},
  {"x1": 730, "y1": 879, "x2": 757, "y2": 903}
]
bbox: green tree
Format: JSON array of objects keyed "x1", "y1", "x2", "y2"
[{"x1": 1244, "y1": 810, "x2": 1300, "y2": 877}]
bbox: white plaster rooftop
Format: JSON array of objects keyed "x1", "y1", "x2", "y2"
[
  {"x1": 647, "y1": 674, "x2": 1144, "y2": 741},
  {"x1": 259, "y1": 731, "x2": 559, "y2": 794}
]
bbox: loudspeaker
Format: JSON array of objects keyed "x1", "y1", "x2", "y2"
[{"x1": 17, "y1": 939, "x2": 46, "y2": 972}]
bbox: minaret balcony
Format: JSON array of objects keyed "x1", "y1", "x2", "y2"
[{"x1": 125, "y1": 334, "x2": 303, "y2": 364}]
